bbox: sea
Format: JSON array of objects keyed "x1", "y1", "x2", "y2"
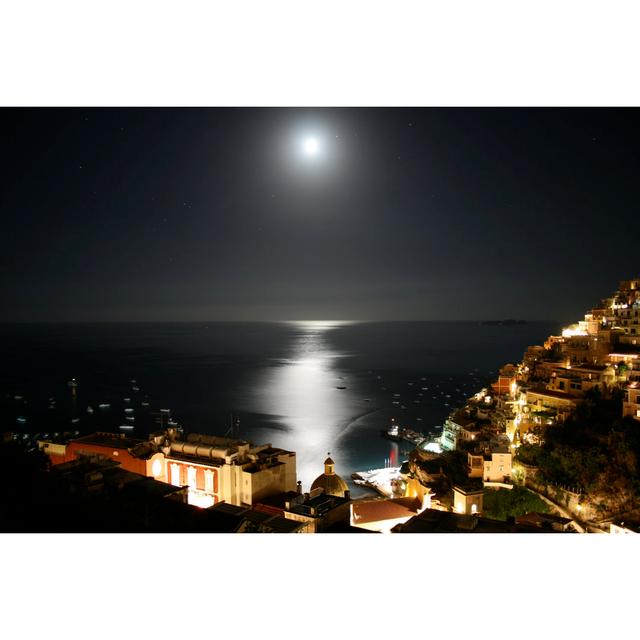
[{"x1": 0, "y1": 320, "x2": 561, "y2": 495}]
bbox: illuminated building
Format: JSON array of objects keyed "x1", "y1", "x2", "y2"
[
  {"x1": 491, "y1": 364, "x2": 518, "y2": 395},
  {"x1": 164, "y1": 434, "x2": 297, "y2": 508},
  {"x1": 310, "y1": 455, "x2": 349, "y2": 498},
  {"x1": 623, "y1": 384, "x2": 640, "y2": 421},
  {"x1": 467, "y1": 447, "x2": 512, "y2": 483},
  {"x1": 525, "y1": 388, "x2": 577, "y2": 422},
  {"x1": 453, "y1": 484, "x2": 483, "y2": 515},
  {"x1": 546, "y1": 363, "x2": 615, "y2": 397},
  {"x1": 39, "y1": 430, "x2": 297, "y2": 509},
  {"x1": 39, "y1": 432, "x2": 165, "y2": 479},
  {"x1": 441, "y1": 413, "x2": 477, "y2": 451}
]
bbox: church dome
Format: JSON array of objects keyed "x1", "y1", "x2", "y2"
[{"x1": 310, "y1": 454, "x2": 349, "y2": 498}]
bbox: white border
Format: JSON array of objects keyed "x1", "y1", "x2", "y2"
[{"x1": 2, "y1": 1, "x2": 639, "y2": 637}]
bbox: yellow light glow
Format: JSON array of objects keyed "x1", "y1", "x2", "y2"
[{"x1": 188, "y1": 490, "x2": 215, "y2": 509}]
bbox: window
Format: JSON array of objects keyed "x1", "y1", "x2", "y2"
[
  {"x1": 205, "y1": 470, "x2": 214, "y2": 494},
  {"x1": 170, "y1": 463, "x2": 181, "y2": 487},
  {"x1": 187, "y1": 466, "x2": 197, "y2": 489}
]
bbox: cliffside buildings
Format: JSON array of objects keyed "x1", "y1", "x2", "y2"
[{"x1": 431, "y1": 277, "x2": 640, "y2": 520}]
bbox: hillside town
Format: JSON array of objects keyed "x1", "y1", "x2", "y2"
[{"x1": 3, "y1": 278, "x2": 640, "y2": 533}]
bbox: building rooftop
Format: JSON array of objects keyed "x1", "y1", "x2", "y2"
[
  {"x1": 351, "y1": 496, "x2": 422, "y2": 525},
  {"x1": 516, "y1": 512, "x2": 573, "y2": 528},
  {"x1": 610, "y1": 519, "x2": 640, "y2": 533},
  {"x1": 527, "y1": 388, "x2": 577, "y2": 401},
  {"x1": 453, "y1": 483, "x2": 484, "y2": 496},
  {"x1": 449, "y1": 414, "x2": 476, "y2": 428},
  {"x1": 571, "y1": 364, "x2": 610, "y2": 372},
  {"x1": 165, "y1": 451, "x2": 224, "y2": 467},
  {"x1": 71, "y1": 431, "x2": 147, "y2": 449},
  {"x1": 393, "y1": 508, "x2": 551, "y2": 533},
  {"x1": 185, "y1": 433, "x2": 249, "y2": 448}
]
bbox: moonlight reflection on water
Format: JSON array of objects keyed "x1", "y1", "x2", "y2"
[{"x1": 252, "y1": 321, "x2": 359, "y2": 490}]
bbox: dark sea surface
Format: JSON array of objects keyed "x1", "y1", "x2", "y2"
[{"x1": 0, "y1": 321, "x2": 561, "y2": 494}]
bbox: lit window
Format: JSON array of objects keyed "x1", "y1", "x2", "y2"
[
  {"x1": 187, "y1": 466, "x2": 197, "y2": 489},
  {"x1": 205, "y1": 470, "x2": 214, "y2": 494}
]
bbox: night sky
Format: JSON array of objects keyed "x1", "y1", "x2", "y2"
[{"x1": 2, "y1": 107, "x2": 639, "y2": 323}]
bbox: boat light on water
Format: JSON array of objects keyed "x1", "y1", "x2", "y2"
[
  {"x1": 119, "y1": 424, "x2": 134, "y2": 431},
  {"x1": 98, "y1": 404, "x2": 110, "y2": 409}
]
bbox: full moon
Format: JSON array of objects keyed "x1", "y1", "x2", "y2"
[{"x1": 303, "y1": 136, "x2": 319, "y2": 156}]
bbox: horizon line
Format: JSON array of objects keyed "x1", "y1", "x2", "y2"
[{"x1": 0, "y1": 318, "x2": 565, "y2": 325}]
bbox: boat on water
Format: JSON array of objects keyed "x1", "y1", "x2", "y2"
[
  {"x1": 119, "y1": 424, "x2": 134, "y2": 431},
  {"x1": 380, "y1": 420, "x2": 426, "y2": 447},
  {"x1": 132, "y1": 386, "x2": 140, "y2": 392},
  {"x1": 98, "y1": 403, "x2": 110, "y2": 409},
  {"x1": 141, "y1": 401, "x2": 150, "y2": 407},
  {"x1": 336, "y1": 386, "x2": 347, "y2": 390},
  {"x1": 381, "y1": 419, "x2": 402, "y2": 442},
  {"x1": 86, "y1": 406, "x2": 94, "y2": 414},
  {"x1": 67, "y1": 379, "x2": 78, "y2": 388}
]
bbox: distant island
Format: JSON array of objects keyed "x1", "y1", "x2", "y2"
[{"x1": 480, "y1": 319, "x2": 528, "y2": 326}]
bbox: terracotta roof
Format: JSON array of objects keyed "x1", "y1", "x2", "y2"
[
  {"x1": 351, "y1": 497, "x2": 422, "y2": 525},
  {"x1": 527, "y1": 389, "x2": 577, "y2": 401}
]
